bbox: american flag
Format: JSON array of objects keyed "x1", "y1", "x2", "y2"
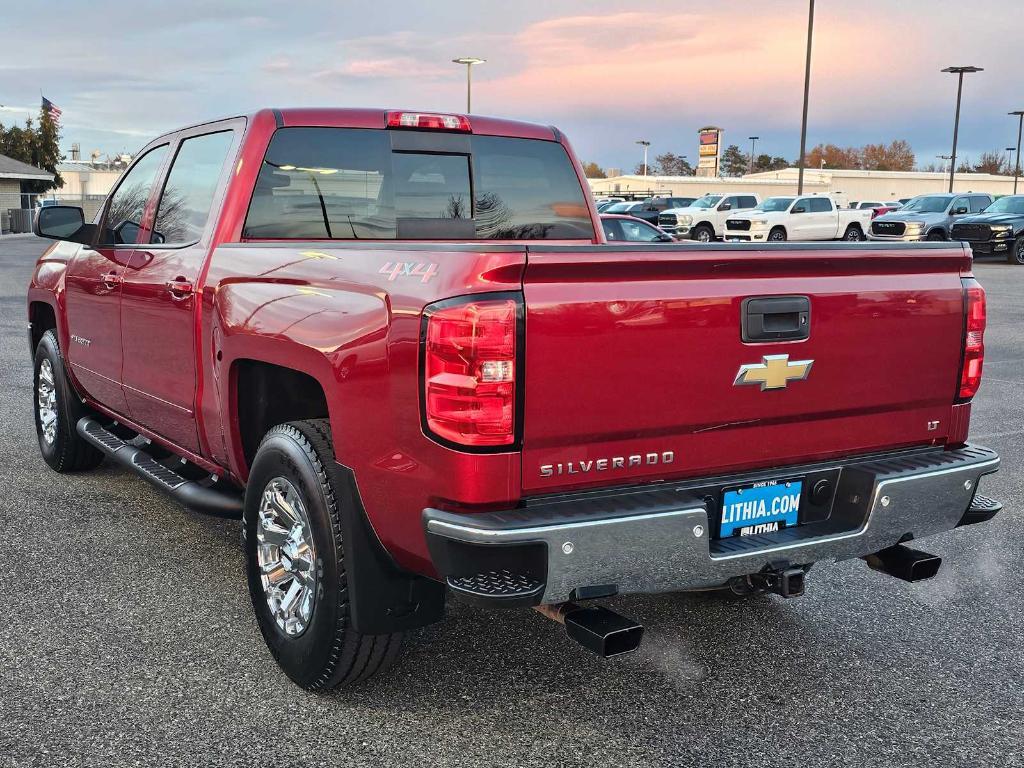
[{"x1": 41, "y1": 96, "x2": 62, "y2": 123}]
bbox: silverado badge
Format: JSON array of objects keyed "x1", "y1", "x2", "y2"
[{"x1": 734, "y1": 354, "x2": 813, "y2": 390}]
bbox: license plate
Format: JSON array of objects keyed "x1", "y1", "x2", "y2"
[{"x1": 719, "y1": 479, "x2": 802, "y2": 537}]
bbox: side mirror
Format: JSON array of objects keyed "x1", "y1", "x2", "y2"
[
  {"x1": 34, "y1": 205, "x2": 95, "y2": 245},
  {"x1": 657, "y1": 233, "x2": 674, "y2": 242},
  {"x1": 791, "y1": 206, "x2": 806, "y2": 214},
  {"x1": 952, "y1": 206, "x2": 968, "y2": 215},
  {"x1": 718, "y1": 203, "x2": 732, "y2": 211}
]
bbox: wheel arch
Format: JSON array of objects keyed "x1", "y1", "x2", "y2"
[
  {"x1": 231, "y1": 358, "x2": 331, "y2": 476},
  {"x1": 28, "y1": 300, "x2": 58, "y2": 354}
]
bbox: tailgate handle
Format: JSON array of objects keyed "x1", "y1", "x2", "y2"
[{"x1": 742, "y1": 296, "x2": 810, "y2": 342}]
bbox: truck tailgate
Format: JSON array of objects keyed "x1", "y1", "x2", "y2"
[{"x1": 521, "y1": 244, "x2": 969, "y2": 493}]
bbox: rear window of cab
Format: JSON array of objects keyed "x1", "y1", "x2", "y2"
[{"x1": 243, "y1": 127, "x2": 594, "y2": 240}]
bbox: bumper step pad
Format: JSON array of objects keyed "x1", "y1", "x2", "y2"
[
  {"x1": 448, "y1": 570, "x2": 544, "y2": 604},
  {"x1": 960, "y1": 492, "x2": 1003, "y2": 526}
]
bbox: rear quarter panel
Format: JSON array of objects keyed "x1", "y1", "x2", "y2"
[{"x1": 201, "y1": 243, "x2": 526, "y2": 572}]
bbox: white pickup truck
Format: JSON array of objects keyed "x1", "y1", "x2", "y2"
[
  {"x1": 724, "y1": 195, "x2": 871, "y2": 242},
  {"x1": 657, "y1": 193, "x2": 761, "y2": 241}
]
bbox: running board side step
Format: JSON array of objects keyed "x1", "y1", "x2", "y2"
[{"x1": 77, "y1": 417, "x2": 243, "y2": 517}]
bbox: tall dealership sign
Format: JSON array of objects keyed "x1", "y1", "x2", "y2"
[{"x1": 697, "y1": 126, "x2": 723, "y2": 177}]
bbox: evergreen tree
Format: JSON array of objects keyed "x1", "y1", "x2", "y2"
[
  {"x1": 33, "y1": 107, "x2": 64, "y2": 191},
  {"x1": 0, "y1": 109, "x2": 63, "y2": 192},
  {"x1": 719, "y1": 144, "x2": 749, "y2": 177}
]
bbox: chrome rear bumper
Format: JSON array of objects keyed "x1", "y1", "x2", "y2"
[{"x1": 423, "y1": 445, "x2": 1000, "y2": 605}]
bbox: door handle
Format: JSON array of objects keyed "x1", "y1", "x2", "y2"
[
  {"x1": 101, "y1": 271, "x2": 122, "y2": 290},
  {"x1": 165, "y1": 277, "x2": 194, "y2": 300},
  {"x1": 742, "y1": 296, "x2": 810, "y2": 342}
]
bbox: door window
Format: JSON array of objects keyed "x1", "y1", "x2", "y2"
[
  {"x1": 739, "y1": 196, "x2": 758, "y2": 209},
  {"x1": 951, "y1": 197, "x2": 969, "y2": 213},
  {"x1": 99, "y1": 145, "x2": 168, "y2": 245},
  {"x1": 152, "y1": 131, "x2": 235, "y2": 245},
  {"x1": 794, "y1": 198, "x2": 813, "y2": 212},
  {"x1": 969, "y1": 196, "x2": 989, "y2": 213},
  {"x1": 619, "y1": 219, "x2": 664, "y2": 242},
  {"x1": 601, "y1": 218, "x2": 624, "y2": 241},
  {"x1": 808, "y1": 197, "x2": 833, "y2": 212}
]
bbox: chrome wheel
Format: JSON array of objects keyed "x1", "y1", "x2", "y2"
[
  {"x1": 695, "y1": 228, "x2": 712, "y2": 242},
  {"x1": 1016, "y1": 238, "x2": 1024, "y2": 264},
  {"x1": 37, "y1": 359, "x2": 57, "y2": 446},
  {"x1": 256, "y1": 477, "x2": 318, "y2": 637}
]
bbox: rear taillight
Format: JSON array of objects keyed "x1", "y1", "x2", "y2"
[
  {"x1": 958, "y1": 279, "x2": 986, "y2": 400},
  {"x1": 387, "y1": 111, "x2": 471, "y2": 132},
  {"x1": 423, "y1": 296, "x2": 519, "y2": 448}
]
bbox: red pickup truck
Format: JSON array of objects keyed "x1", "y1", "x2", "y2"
[{"x1": 27, "y1": 108, "x2": 1001, "y2": 689}]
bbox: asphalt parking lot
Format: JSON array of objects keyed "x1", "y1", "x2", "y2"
[{"x1": 1, "y1": 235, "x2": 1022, "y2": 768}]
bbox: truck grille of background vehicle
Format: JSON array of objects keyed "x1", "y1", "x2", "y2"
[
  {"x1": 951, "y1": 224, "x2": 991, "y2": 241},
  {"x1": 726, "y1": 219, "x2": 751, "y2": 231},
  {"x1": 872, "y1": 221, "x2": 906, "y2": 236},
  {"x1": 447, "y1": 570, "x2": 543, "y2": 599},
  {"x1": 659, "y1": 214, "x2": 677, "y2": 226}
]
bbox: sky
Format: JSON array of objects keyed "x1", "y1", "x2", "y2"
[{"x1": 1, "y1": 0, "x2": 1022, "y2": 172}]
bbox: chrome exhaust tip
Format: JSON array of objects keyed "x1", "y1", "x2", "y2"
[
  {"x1": 535, "y1": 602, "x2": 643, "y2": 658},
  {"x1": 864, "y1": 544, "x2": 942, "y2": 583}
]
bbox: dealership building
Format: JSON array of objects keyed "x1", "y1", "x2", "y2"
[{"x1": 589, "y1": 167, "x2": 1022, "y2": 204}]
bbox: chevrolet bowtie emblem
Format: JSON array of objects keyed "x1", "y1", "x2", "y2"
[{"x1": 734, "y1": 354, "x2": 814, "y2": 390}]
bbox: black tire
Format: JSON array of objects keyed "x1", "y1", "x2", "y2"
[
  {"x1": 33, "y1": 329, "x2": 104, "y2": 473},
  {"x1": 843, "y1": 224, "x2": 864, "y2": 241},
  {"x1": 691, "y1": 224, "x2": 715, "y2": 243},
  {"x1": 927, "y1": 230, "x2": 946, "y2": 241},
  {"x1": 768, "y1": 227, "x2": 787, "y2": 242},
  {"x1": 1008, "y1": 236, "x2": 1024, "y2": 265},
  {"x1": 244, "y1": 419, "x2": 403, "y2": 690}
]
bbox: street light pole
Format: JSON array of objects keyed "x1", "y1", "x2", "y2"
[
  {"x1": 1010, "y1": 111, "x2": 1024, "y2": 195},
  {"x1": 937, "y1": 154, "x2": 952, "y2": 175},
  {"x1": 636, "y1": 140, "x2": 651, "y2": 177},
  {"x1": 941, "y1": 66, "x2": 983, "y2": 193},
  {"x1": 1006, "y1": 147, "x2": 1016, "y2": 176},
  {"x1": 748, "y1": 136, "x2": 759, "y2": 175},
  {"x1": 451, "y1": 57, "x2": 485, "y2": 113},
  {"x1": 796, "y1": 0, "x2": 815, "y2": 195}
]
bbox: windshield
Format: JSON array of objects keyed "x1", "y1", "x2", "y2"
[
  {"x1": 603, "y1": 202, "x2": 633, "y2": 213},
  {"x1": 901, "y1": 196, "x2": 952, "y2": 213},
  {"x1": 754, "y1": 197, "x2": 794, "y2": 212},
  {"x1": 689, "y1": 195, "x2": 722, "y2": 209},
  {"x1": 982, "y1": 196, "x2": 1024, "y2": 215}
]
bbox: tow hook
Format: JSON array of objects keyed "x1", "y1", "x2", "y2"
[{"x1": 749, "y1": 562, "x2": 807, "y2": 598}]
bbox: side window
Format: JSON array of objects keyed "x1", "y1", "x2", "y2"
[
  {"x1": 152, "y1": 131, "x2": 234, "y2": 245},
  {"x1": 602, "y1": 218, "x2": 623, "y2": 241},
  {"x1": 970, "y1": 196, "x2": 989, "y2": 213},
  {"x1": 809, "y1": 197, "x2": 833, "y2": 212},
  {"x1": 794, "y1": 198, "x2": 813, "y2": 212},
  {"x1": 99, "y1": 145, "x2": 168, "y2": 245},
  {"x1": 740, "y1": 196, "x2": 758, "y2": 209},
  {"x1": 951, "y1": 197, "x2": 969, "y2": 213},
  {"x1": 620, "y1": 219, "x2": 661, "y2": 242}
]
